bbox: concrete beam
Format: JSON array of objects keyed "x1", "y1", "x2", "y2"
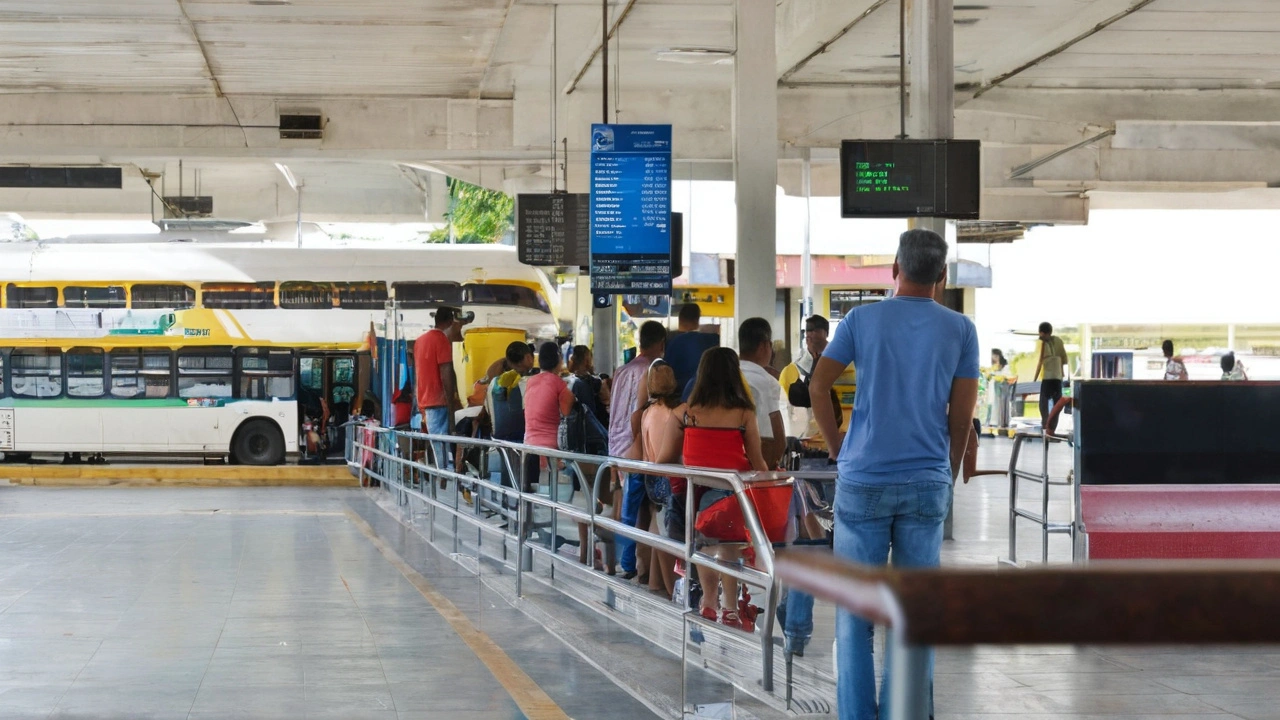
[
  {"x1": 1028, "y1": 147, "x2": 1280, "y2": 185},
  {"x1": 776, "y1": 0, "x2": 890, "y2": 84},
  {"x1": 968, "y1": 0, "x2": 1157, "y2": 97},
  {"x1": 1112, "y1": 121, "x2": 1280, "y2": 151},
  {"x1": 0, "y1": 159, "x2": 432, "y2": 222},
  {"x1": 0, "y1": 94, "x2": 522, "y2": 161}
]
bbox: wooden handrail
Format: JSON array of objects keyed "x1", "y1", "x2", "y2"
[{"x1": 776, "y1": 549, "x2": 1280, "y2": 646}]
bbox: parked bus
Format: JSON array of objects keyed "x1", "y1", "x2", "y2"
[{"x1": 0, "y1": 235, "x2": 559, "y2": 464}]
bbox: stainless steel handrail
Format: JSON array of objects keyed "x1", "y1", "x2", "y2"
[
  {"x1": 1001, "y1": 430, "x2": 1074, "y2": 566},
  {"x1": 345, "y1": 423, "x2": 830, "y2": 699}
]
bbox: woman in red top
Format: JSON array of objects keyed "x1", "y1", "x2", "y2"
[{"x1": 655, "y1": 347, "x2": 768, "y2": 628}]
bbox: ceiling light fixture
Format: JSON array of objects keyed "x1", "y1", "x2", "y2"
[
  {"x1": 248, "y1": 0, "x2": 291, "y2": 6},
  {"x1": 653, "y1": 48, "x2": 734, "y2": 65}
]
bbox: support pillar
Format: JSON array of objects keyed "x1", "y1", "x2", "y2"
[
  {"x1": 905, "y1": 0, "x2": 956, "y2": 540},
  {"x1": 732, "y1": 0, "x2": 778, "y2": 335}
]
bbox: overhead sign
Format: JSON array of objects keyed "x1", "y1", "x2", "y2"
[
  {"x1": 839, "y1": 139, "x2": 980, "y2": 219},
  {"x1": 517, "y1": 193, "x2": 589, "y2": 267},
  {"x1": 0, "y1": 167, "x2": 122, "y2": 189},
  {"x1": 589, "y1": 124, "x2": 673, "y2": 295}
]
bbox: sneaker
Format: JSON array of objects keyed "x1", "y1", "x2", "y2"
[{"x1": 784, "y1": 635, "x2": 808, "y2": 658}]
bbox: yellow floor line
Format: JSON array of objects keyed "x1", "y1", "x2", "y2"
[{"x1": 343, "y1": 509, "x2": 572, "y2": 720}]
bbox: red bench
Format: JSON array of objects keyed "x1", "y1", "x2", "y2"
[
  {"x1": 1075, "y1": 381, "x2": 1280, "y2": 562},
  {"x1": 1081, "y1": 485, "x2": 1280, "y2": 560}
]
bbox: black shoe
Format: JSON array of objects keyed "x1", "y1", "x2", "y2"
[{"x1": 619, "y1": 570, "x2": 638, "y2": 581}]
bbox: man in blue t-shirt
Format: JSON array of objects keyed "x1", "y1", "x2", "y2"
[
  {"x1": 664, "y1": 303, "x2": 719, "y2": 394},
  {"x1": 809, "y1": 228, "x2": 979, "y2": 720}
]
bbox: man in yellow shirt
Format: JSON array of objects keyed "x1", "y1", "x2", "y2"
[{"x1": 1033, "y1": 321, "x2": 1068, "y2": 423}]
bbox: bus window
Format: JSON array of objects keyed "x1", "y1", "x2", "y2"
[
  {"x1": 66, "y1": 348, "x2": 105, "y2": 398},
  {"x1": 0, "y1": 352, "x2": 5, "y2": 397},
  {"x1": 201, "y1": 283, "x2": 276, "y2": 310},
  {"x1": 177, "y1": 351, "x2": 234, "y2": 398},
  {"x1": 5, "y1": 284, "x2": 58, "y2": 309},
  {"x1": 10, "y1": 349, "x2": 61, "y2": 398},
  {"x1": 299, "y1": 357, "x2": 323, "y2": 392},
  {"x1": 131, "y1": 284, "x2": 196, "y2": 310},
  {"x1": 64, "y1": 286, "x2": 126, "y2": 309},
  {"x1": 110, "y1": 350, "x2": 173, "y2": 399},
  {"x1": 237, "y1": 348, "x2": 295, "y2": 400},
  {"x1": 280, "y1": 282, "x2": 334, "y2": 310},
  {"x1": 392, "y1": 282, "x2": 462, "y2": 309},
  {"x1": 463, "y1": 283, "x2": 551, "y2": 313},
  {"x1": 336, "y1": 282, "x2": 388, "y2": 310}
]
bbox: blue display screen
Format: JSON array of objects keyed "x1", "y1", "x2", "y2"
[{"x1": 590, "y1": 124, "x2": 673, "y2": 294}]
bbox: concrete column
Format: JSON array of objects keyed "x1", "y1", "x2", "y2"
[
  {"x1": 732, "y1": 0, "x2": 778, "y2": 334},
  {"x1": 905, "y1": 0, "x2": 956, "y2": 541},
  {"x1": 1081, "y1": 323, "x2": 1093, "y2": 378}
]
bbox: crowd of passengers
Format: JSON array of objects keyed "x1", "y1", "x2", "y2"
[
  {"x1": 411, "y1": 302, "x2": 840, "y2": 644},
  {"x1": 411, "y1": 230, "x2": 980, "y2": 720}
]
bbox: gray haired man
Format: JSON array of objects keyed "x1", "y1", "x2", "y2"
[{"x1": 809, "y1": 228, "x2": 979, "y2": 720}]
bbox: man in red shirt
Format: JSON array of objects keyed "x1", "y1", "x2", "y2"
[{"x1": 414, "y1": 307, "x2": 462, "y2": 465}]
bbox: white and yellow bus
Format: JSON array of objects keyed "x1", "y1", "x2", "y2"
[{"x1": 0, "y1": 236, "x2": 560, "y2": 464}]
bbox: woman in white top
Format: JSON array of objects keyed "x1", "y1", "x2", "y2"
[{"x1": 1162, "y1": 340, "x2": 1188, "y2": 381}]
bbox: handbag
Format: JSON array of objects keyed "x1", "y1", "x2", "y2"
[{"x1": 694, "y1": 485, "x2": 792, "y2": 544}]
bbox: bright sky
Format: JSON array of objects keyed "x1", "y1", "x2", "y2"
[{"x1": 975, "y1": 209, "x2": 1280, "y2": 357}]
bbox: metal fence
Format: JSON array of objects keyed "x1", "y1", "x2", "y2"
[{"x1": 345, "y1": 422, "x2": 838, "y2": 712}]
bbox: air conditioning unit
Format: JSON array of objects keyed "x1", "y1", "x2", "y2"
[
  {"x1": 280, "y1": 114, "x2": 323, "y2": 140},
  {"x1": 162, "y1": 196, "x2": 214, "y2": 218}
]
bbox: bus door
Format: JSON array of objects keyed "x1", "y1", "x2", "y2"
[{"x1": 298, "y1": 352, "x2": 358, "y2": 457}]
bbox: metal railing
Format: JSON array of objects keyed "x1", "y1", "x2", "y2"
[
  {"x1": 1001, "y1": 430, "x2": 1075, "y2": 566},
  {"x1": 777, "y1": 551, "x2": 1280, "y2": 720},
  {"x1": 345, "y1": 423, "x2": 835, "y2": 706}
]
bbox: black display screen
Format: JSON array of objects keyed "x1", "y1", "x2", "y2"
[{"x1": 839, "y1": 140, "x2": 980, "y2": 219}]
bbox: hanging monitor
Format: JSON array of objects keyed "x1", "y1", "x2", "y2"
[{"x1": 839, "y1": 139, "x2": 980, "y2": 219}]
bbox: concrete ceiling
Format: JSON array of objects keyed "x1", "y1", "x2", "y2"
[{"x1": 1, "y1": 0, "x2": 1279, "y2": 224}]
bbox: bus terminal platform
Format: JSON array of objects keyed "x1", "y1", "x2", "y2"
[{"x1": 2, "y1": 437, "x2": 1276, "y2": 720}]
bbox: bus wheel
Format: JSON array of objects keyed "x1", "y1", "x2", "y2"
[
  {"x1": 1, "y1": 452, "x2": 33, "y2": 463},
  {"x1": 232, "y1": 420, "x2": 285, "y2": 466}
]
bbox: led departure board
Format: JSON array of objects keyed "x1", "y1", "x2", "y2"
[
  {"x1": 839, "y1": 139, "x2": 980, "y2": 219},
  {"x1": 589, "y1": 124, "x2": 673, "y2": 295},
  {"x1": 517, "y1": 193, "x2": 589, "y2": 267}
]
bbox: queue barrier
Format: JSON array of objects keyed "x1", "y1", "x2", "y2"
[
  {"x1": 777, "y1": 551, "x2": 1280, "y2": 720},
  {"x1": 1001, "y1": 429, "x2": 1075, "y2": 566},
  {"x1": 345, "y1": 423, "x2": 839, "y2": 711}
]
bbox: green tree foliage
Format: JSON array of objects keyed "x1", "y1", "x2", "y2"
[{"x1": 427, "y1": 177, "x2": 514, "y2": 244}]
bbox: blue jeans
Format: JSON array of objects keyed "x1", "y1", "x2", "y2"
[
  {"x1": 423, "y1": 407, "x2": 452, "y2": 470},
  {"x1": 617, "y1": 473, "x2": 646, "y2": 573},
  {"x1": 783, "y1": 471, "x2": 835, "y2": 647},
  {"x1": 834, "y1": 471, "x2": 951, "y2": 720}
]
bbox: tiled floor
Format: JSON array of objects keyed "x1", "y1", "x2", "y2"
[
  {"x1": 0, "y1": 487, "x2": 656, "y2": 720},
  {"x1": 3, "y1": 437, "x2": 1279, "y2": 720}
]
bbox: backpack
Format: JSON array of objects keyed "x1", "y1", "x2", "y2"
[
  {"x1": 787, "y1": 360, "x2": 816, "y2": 408},
  {"x1": 787, "y1": 359, "x2": 845, "y2": 428},
  {"x1": 559, "y1": 377, "x2": 609, "y2": 455}
]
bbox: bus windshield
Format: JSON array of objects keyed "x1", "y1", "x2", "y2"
[{"x1": 463, "y1": 283, "x2": 549, "y2": 313}]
